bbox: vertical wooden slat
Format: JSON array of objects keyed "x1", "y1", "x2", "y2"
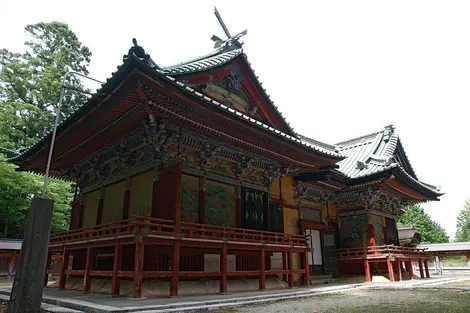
[
  {"x1": 235, "y1": 186, "x2": 242, "y2": 271},
  {"x1": 418, "y1": 260, "x2": 424, "y2": 278},
  {"x1": 396, "y1": 260, "x2": 402, "y2": 281},
  {"x1": 424, "y1": 260, "x2": 430, "y2": 278},
  {"x1": 133, "y1": 240, "x2": 144, "y2": 298},
  {"x1": 59, "y1": 246, "x2": 69, "y2": 289},
  {"x1": 387, "y1": 258, "x2": 395, "y2": 282},
  {"x1": 111, "y1": 241, "x2": 121, "y2": 297},
  {"x1": 220, "y1": 244, "x2": 227, "y2": 293},
  {"x1": 259, "y1": 247, "x2": 265, "y2": 290},
  {"x1": 83, "y1": 245, "x2": 92, "y2": 293},
  {"x1": 288, "y1": 250, "x2": 294, "y2": 287},
  {"x1": 170, "y1": 241, "x2": 181, "y2": 297},
  {"x1": 282, "y1": 252, "x2": 287, "y2": 282},
  {"x1": 364, "y1": 259, "x2": 371, "y2": 282},
  {"x1": 304, "y1": 250, "x2": 310, "y2": 286}
]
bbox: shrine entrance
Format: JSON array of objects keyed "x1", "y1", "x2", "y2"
[{"x1": 305, "y1": 229, "x2": 323, "y2": 275}]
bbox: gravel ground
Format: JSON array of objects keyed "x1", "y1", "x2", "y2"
[{"x1": 209, "y1": 288, "x2": 470, "y2": 313}]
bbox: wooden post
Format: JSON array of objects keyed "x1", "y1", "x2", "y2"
[
  {"x1": 44, "y1": 252, "x2": 52, "y2": 286},
  {"x1": 133, "y1": 240, "x2": 144, "y2": 298},
  {"x1": 259, "y1": 247, "x2": 266, "y2": 290},
  {"x1": 424, "y1": 259, "x2": 430, "y2": 278},
  {"x1": 122, "y1": 178, "x2": 131, "y2": 220},
  {"x1": 170, "y1": 241, "x2": 181, "y2": 297},
  {"x1": 151, "y1": 172, "x2": 160, "y2": 218},
  {"x1": 282, "y1": 252, "x2": 288, "y2": 282},
  {"x1": 364, "y1": 259, "x2": 371, "y2": 282},
  {"x1": 418, "y1": 260, "x2": 424, "y2": 278},
  {"x1": 235, "y1": 186, "x2": 242, "y2": 271},
  {"x1": 78, "y1": 202, "x2": 84, "y2": 229},
  {"x1": 367, "y1": 224, "x2": 376, "y2": 247},
  {"x1": 111, "y1": 241, "x2": 121, "y2": 297},
  {"x1": 95, "y1": 188, "x2": 104, "y2": 225},
  {"x1": 288, "y1": 250, "x2": 294, "y2": 287},
  {"x1": 8, "y1": 255, "x2": 15, "y2": 281},
  {"x1": 387, "y1": 258, "x2": 395, "y2": 282},
  {"x1": 199, "y1": 177, "x2": 206, "y2": 224},
  {"x1": 395, "y1": 260, "x2": 402, "y2": 281},
  {"x1": 304, "y1": 250, "x2": 310, "y2": 286},
  {"x1": 59, "y1": 246, "x2": 70, "y2": 289},
  {"x1": 83, "y1": 245, "x2": 92, "y2": 293},
  {"x1": 406, "y1": 260, "x2": 414, "y2": 280},
  {"x1": 383, "y1": 226, "x2": 388, "y2": 245},
  {"x1": 220, "y1": 243, "x2": 227, "y2": 293}
]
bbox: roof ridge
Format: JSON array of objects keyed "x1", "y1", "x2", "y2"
[{"x1": 336, "y1": 130, "x2": 383, "y2": 147}]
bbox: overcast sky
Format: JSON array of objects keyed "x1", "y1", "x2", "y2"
[{"x1": 2, "y1": 0, "x2": 469, "y2": 238}]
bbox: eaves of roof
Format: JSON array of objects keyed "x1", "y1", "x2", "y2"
[{"x1": 10, "y1": 48, "x2": 344, "y2": 165}]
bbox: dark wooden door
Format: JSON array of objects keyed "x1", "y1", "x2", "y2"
[{"x1": 241, "y1": 188, "x2": 268, "y2": 231}]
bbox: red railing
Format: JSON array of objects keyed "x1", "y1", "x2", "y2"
[
  {"x1": 49, "y1": 217, "x2": 307, "y2": 247},
  {"x1": 336, "y1": 245, "x2": 428, "y2": 260}
]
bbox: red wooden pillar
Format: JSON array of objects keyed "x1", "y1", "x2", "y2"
[
  {"x1": 83, "y1": 245, "x2": 92, "y2": 293},
  {"x1": 59, "y1": 246, "x2": 70, "y2": 289},
  {"x1": 111, "y1": 241, "x2": 122, "y2": 297},
  {"x1": 364, "y1": 259, "x2": 371, "y2": 282},
  {"x1": 367, "y1": 224, "x2": 376, "y2": 247},
  {"x1": 259, "y1": 247, "x2": 266, "y2": 290},
  {"x1": 304, "y1": 250, "x2": 310, "y2": 286},
  {"x1": 122, "y1": 178, "x2": 131, "y2": 220},
  {"x1": 396, "y1": 260, "x2": 402, "y2": 281},
  {"x1": 424, "y1": 260, "x2": 430, "y2": 278},
  {"x1": 235, "y1": 186, "x2": 242, "y2": 271},
  {"x1": 282, "y1": 252, "x2": 288, "y2": 282},
  {"x1": 288, "y1": 250, "x2": 294, "y2": 287},
  {"x1": 418, "y1": 260, "x2": 424, "y2": 278},
  {"x1": 133, "y1": 240, "x2": 145, "y2": 298},
  {"x1": 198, "y1": 177, "x2": 206, "y2": 272},
  {"x1": 69, "y1": 201, "x2": 81, "y2": 230},
  {"x1": 170, "y1": 241, "x2": 181, "y2": 297},
  {"x1": 77, "y1": 202, "x2": 84, "y2": 229},
  {"x1": 406, "y1": 259, "x2": 414, "y2": 280},
  {"x1": 151, "y1": 173, "x2": 160, "y2": 218},
  {"x1": 220, "y1": 243, "x2": 228, "y2": 293},
  {"x1": 387, "y1": 258, "x2": 395, "y2": 282},
  {"x1": 95, "y1": 188, "x2": 104, "y2": 225},
  {"x1": 44, "y1": 252, "x2": 52, "y2": 286}
]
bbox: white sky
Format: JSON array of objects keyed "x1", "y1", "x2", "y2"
[{"x1": 1, "y1": 0, "x2": 469, "y2": 238}]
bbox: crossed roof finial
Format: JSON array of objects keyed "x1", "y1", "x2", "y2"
[{"x1": 211, "y1": 7, "x2": 248, "y2": 50}]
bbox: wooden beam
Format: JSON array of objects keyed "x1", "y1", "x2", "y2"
[
  {"x1": 387, "y1": 258, "x2": 395, "y2": 282},
  {"x1": 259, "y1": 247, "x2": 266, "y2": 290},
  {"x1": 111, "y1": 241, "x2": 121, "y2": 297},
  {"x1": 395, "y1": 260, "x2": 402, "y2": 281},
  {"x1": 288, "y1": 250, "x2": 294, "y2": 287},
  {"x1": 133, "y1": 240, "x2": 145, "y2": 298},
  {"x1": 418, "y1": 260, "x2": 424, "y2": 279},
  {"x1": 83, "y1": 244, "x2": 92, "y2": 293},
  {"x1": 220, "y1": 243, "x2": 228, "y2": 293},
  {"x1": 59, "y1": 246, "x2": 70, "y2": 289},
  {"x1": 364, "y1": 259, "x2": 371, "y2": 282},
  {"x1": 170, "y1": 241, "x2": 181, "y2": 297},
  {"x1": 406, "y1": 260, "x2": 414, "y2": 280}
]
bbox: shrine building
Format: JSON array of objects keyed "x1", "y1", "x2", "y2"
[{"x1": 9, "y1": 12, "x2": 442, "y2": 297}]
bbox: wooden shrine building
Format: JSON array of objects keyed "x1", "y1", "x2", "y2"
[{"x1": 9, "y1": 11, "x2": 443, "y2": 297}]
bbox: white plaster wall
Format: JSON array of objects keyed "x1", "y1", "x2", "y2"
[{"x1": 204, "y1": 254, "x2": 236, "y2": 272}]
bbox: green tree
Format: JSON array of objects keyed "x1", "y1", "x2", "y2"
[
  {"x1": 398, "y1": 205, "x2": 449, "y2": 244},
  {"x1": 455, "y1": 200, "x2": 470, "y2": 242},
  {"x1": 0, "y1": 21, "x2": 92, "y2": 150},
  {"x1": 0, "y1": 22, "x2": 90, "y2": 236},
  {"x1": 0, "y1": 155, "x2": 73, "y2": 237}
]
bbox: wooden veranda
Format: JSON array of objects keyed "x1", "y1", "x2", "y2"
[
  {"x1": 46, "y1": 216, "x2": 311, "y2": 297},
  {"x1": 337, "y1": 245, "x2": 430, "y2": 282}
]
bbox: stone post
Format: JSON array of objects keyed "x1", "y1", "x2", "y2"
[{"x1": 8, "y1": 198, "x2": 54, "y2": 313}]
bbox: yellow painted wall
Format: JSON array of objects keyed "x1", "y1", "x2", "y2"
[
  {"x1": 283, "y1": 207, "x2": 302, "y2": 282},
  {"x1": 129, "y1": 170, "x2": 154, "y2": 217},
  {"x1": 280, "y1": 177, "x2": 296, "y2": 206},
  {"x1": 327, "y1": 201, "x2": 337, "y2": 220},
  {"x1": 269, "y1": 178, "x2": 281, "y2": 199},
  {"x1": 102, "y1": 181, "x2": 125, "y2": 224},
  {"x1": 82, "y1": 190, "x2": 99, "y2": 228}
]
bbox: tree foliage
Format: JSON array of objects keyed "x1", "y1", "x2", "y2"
[
  {"x1": 0, "y1": 22, "x2": 91, "y2": 237},
  {"x1": 455, "y1": 200, "x2": 470, "y2": 242},
  {"x1": 398, "y1": 205, "x2": 449, "y2": 244}
]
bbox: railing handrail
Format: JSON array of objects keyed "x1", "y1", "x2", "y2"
[{"x1": 336, "y1": 244, "x2": 428, "y2": 259}]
